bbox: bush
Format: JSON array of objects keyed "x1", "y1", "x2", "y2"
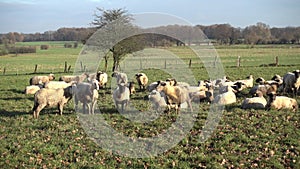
[
  {"x1": 0, "y1": 46, "x2": 8, "y2": 56},
  {"x1": 40, "y1": 45, "x2": 50, "y2": 50},
  {"x1": 64, "y1": 43, "x2": 72, "y2": 48},
  {"x1": 8, "y1": 46, "x2": 36, "y2": 54}
]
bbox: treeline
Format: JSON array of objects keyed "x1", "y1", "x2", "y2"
[{"x1": 0, "y1": 22, "x2": 300, "y2": 45}]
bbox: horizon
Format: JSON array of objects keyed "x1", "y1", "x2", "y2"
[{"x1": 0, "y1": 0, "x2": 299, "y2": 34}]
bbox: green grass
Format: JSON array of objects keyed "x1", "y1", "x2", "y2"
[{"x1": 0, "y1": 43, "x2": 299, "y2": 168}]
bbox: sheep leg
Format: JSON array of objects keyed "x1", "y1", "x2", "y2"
[
  {"x1": 187, "y1": 100, "x2": 193, "y2": 112},
  {"x1": 33, "y1": 104, "x2": 46, "y2": 118},
  {"x1": 86, "y1": 103, "x2": 91, "y2": 115},
  {"x1": 91, "y1": 100, "x2": 97, "y2": 115},
  {"x1": 83, "y1": 103, "x2": 87, "y2": 114},
  {"x1": 58, "y1": 103, "x2": 64, "y2": 115}
]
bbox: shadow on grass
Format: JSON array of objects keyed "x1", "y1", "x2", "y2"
[{"x1": 0, "y1": 109, "x2": 29, "y2": 117}]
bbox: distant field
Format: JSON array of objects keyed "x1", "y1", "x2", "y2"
[{"x1": 0, "y1": 42, "x2": 299, "y2": 168}]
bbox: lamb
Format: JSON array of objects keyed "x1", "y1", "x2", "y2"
[
  {"x1": 29, "y1": 73, "x2": 55, "y2": 85},
  {"x1": 59, "y1": 73, "x2": 87, "y2": 83},
  {"x1": 156, "y1": 81, "x2": 193, "y2": 112},
  {"x1": 135, "y1": 73, "x2": 148, "y2": 91},
  {"x1": 266, "y1": 92, "x2": 298, "y2": 112},
  {"x1": 32, "y1": 86, "x2": 74, "y2": 118},
  {"x1": 96, "y1": 71, "x2": 108, "y2": 88},
  {"x1": 241, "y1": 91, "x2": 267, "y2": 109},
  {"x1": 74, "y1": 79, "x2": 100, "y2": 114},
  {"x1": 236, "y1": 75, "x2": 254, "y2": 88},
  {"x1": 148, "y1": 90, "x2": 167, "y2": 111},
  {"x1": 282, "y1": 70, "x2": 300, "y2": 96},
  {"x1": 128, "y1": 81, "x2": 136, "y2": 95},
  {"x1": 44, "y1": 81, "x2": 76, "y2": 89},
  {"x1": 113, "y1": 83, "x2": 130, "y2": 112},
  {"x1": 213, "y1": 86, "x2": 237, "y2": 105},
  {"x1": 112, "y1": 71, "x2": 128, "y2": 85},
  {"x1": 24, "y1": 84, "x2": 43, "y2": 94}
]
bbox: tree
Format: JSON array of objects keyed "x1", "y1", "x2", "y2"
[{"x1": 90, "y1": 8, "x2": 145, "y2": 72}]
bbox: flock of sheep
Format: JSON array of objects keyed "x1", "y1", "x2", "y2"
[{"x1": 24, "y1": 69, "x2": 300, "y2": 118}]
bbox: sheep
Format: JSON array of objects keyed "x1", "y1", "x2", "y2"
[
  {"x1": 256, "y1": 75, "x2": 283, "y2": 85},
  {"x1": 32, "y1": 86, "x2": 74, "y2": 118},
  {"x1": 135, "y1": 73, "x2": 148, "y2": 91},
  {"x1": 236, "y1": 75, "x2": 254, "y2": 88},
  {"x1": 24, "y1": 84, "x2": 43, "y2": 94},
  {"x1": 266, "y1": 92, "x2": 298, "y2": 112},
  {"x1": 156, "y1": 81, "x2": 193, "y2": 112},
  {"x1": 282, "y1": 70, "x2": 300, "y2": 96},
  {"x1": 166, "y1": 78, "x2": 190, "y2": 88},
  {"x1": 128, "y1": 81, "x2": 136, "y2": 95},
  {"x1": 29, "y1": 73, "x2": 55, "y2": 85},
  {"x1": 97, "y1": 71, "x2": 108, "y2": 88},
  {"x1": 112, "y1": 71, "x2": 128, "y2": 85},
  {"x1": 113, "y1": 83, "x2": 130, "y2": 112},
  {"x1": 189, "y1": 88, "x2": 214, "y2": 103},
  {"x1": 213, "y1": 86, "x2": 237, "y2": 105},
  {"x1": 59, "y1": 73, "x2": 87, "y2": 83},
  {"x1": 241, "y1": 91, "x2": 267, "y2": 109},
  {"x1": 44, "y1": 81, "x2": 76, "y2": 89},
  {"x1": 74, "y1": 79, "x2": 100, "y2": 114},
  {"x1": 148, "y1": 90, "x2": 167, "y2": 111},
  {"x1": 147, "y1": 81, "x2": 159, "y2": 92}
]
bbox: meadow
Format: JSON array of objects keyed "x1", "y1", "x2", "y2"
[{"x1": 0, "y1": 42, "x2": 299, "y2": 168}]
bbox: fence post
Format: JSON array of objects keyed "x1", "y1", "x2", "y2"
[
  {"x1": 67, "y1": 65, "x2": 72, "y2": 73},
  {"x1": 64, "y1": 61, "x2": 67, "y2": 73},
  {"x1": 164, "y1": 59, "x2": 167, "y2": 69},
  {"x1": 34, "y1": 64, "x2": 38, "y2": 73},
  {"x1": 3, "y1": 67, "x2": 6, "y2": 75},
  {"x1": 189, "y1": 59, "x2": 192, "y2": 68},
  {"x1": 275, "y1": 56, "x2": 279, "y2": 66},
  {"x1": 80, "y1": 61, "x2": 83, "y2": 72},
  {"x1": 237, "y1": 56, "x2": 241, "y2": 67}
]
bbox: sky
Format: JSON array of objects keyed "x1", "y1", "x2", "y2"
[{"x1": 0, "y1": 0, "x2": 299, "y2": 33}]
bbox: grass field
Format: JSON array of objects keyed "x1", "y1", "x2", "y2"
[{"x1": 0, "y1": 42, "x2": 300, "y2": 168}]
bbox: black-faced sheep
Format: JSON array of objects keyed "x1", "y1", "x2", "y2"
[
  {"x1": 96, "y1": 71, "x2": 108, "y2": 88},
  {"x1": 266, "y1": 92, "x2": 298, "y2": 112},
  {"x1": 241, "y1": 91, "x2": 267, "y2": 109},
  {"x1": 74, "y1": 79, "x2": 99, "y2": 114},
  {"x1": 282, "y1": 70, "x2": 300, "y2": 96},
  {"x1": 236, "y1": 75, "x2": 254, "y2": 88},
  {"x1": 147, "y1": 81, "x2": 159, "y2": 92},
  {"x1": 29, "y1": 73, "x2": 55, "y2": 85},
  {"x1": 112, "y1": 71, "x2": 128, "y2": 85},
  {"x1": 249, "y1": 83, "x2": 279, "y2": 97},
  {"x1": 113, "y1": 83, "x2": 130, "y2": 112},
  {"x1": 59, "y1": 73, "x2": 87, "y2": 83},
  {"x1": 156, "y1": 81, "x2": 193, "y2": 112},
  {"x1": 213, "y1": 86, "x2": 237, "y2": 105},
  {"x1": 32, "y1": 86, "x2": 74, "y2": 118},
  {"x1": 135, "y1": 73, "x2": 148, "y2": 91}
]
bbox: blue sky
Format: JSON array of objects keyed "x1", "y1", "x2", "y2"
[{"x1": 0, "y1": 0, "x2": 299, "y2": 33}]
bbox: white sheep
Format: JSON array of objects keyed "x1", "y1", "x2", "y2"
[
  {"x1": 97, "y1": 71, "x2": 108, "y2": 88},
  {"x1": 148, "y1": 90, "x2": 167, "y2": 111},
  {"x1": 59, "y1": 73, "x2": 87, "y2": 83},
  {"x1": 113, "y1": 83, "x2": 130, "y2": 112},
  {"x1": 135, "y1": 73, "x2": 148, "y2": 91},
  {"x1": 74, "y1": 79, "x2": 100, "y2": 114},
  {"x1": 213, "y1": 86, "x2": 237, "y2": 105},
  {"x1": 156, "y1": 81, "x2": 193, "y2": 112},
  {"x1": 189, "y1": 89, "x2": 214, "y2": 103},
  {"x1": 32, "y1": 86, "x2": 74, "y2": 118},
  {"x1": 236, "y1": 75, "x2": 254, "y2": 88},
  {"x1": 112, "y1": 71, "x2": 128, "y2": 85},
  {"x1": 29, "y1": 73, "x2": 55, "y2": 85},
  {"x1": 24, "y1": 85, "x2": 43, "y2": 94},
  {"x1": 266, "y1": 92, "x2": 298, "y2": 112},
  {"x1": 44, "y1": 81, "x2": 76, "y2": 89},
  {"x1": 241, "y1": 91, "x2": 267, "y2": 109},
  {"x1": 282, "y1": 70, "x2": 300, "y2": 96}
]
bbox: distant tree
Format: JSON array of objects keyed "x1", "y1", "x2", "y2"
[{"x1": 243, "y1": 22, "x2": 271, "y2": 44}]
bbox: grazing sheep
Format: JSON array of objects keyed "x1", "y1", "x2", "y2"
[
  {"x1": 96, "y1": 71, "x2": 108, "y2": 88},
  {"x1": 266, "y1": 92, "x2": 298, "y2": 112},
  {"x1": 59, "y1": 73, "x2": 87, "y2": 83},
  {"x1": 44, "y1": 81, "x2": 76, "y2": 89},
  {"x1": 29, "y1": 73, "x2": 55, "y2": 85},
  {"x1": 112, "y1": 71, "x2": 128, "y2": 85},
  {"x1": 147, "y1": 81, "x2": 159, "y2": 92},
  {"x1": 135, "y1": 73, "x2": 148, "y2": 91},
  {"x1": 156, "y1": 81, "x2": 193, "y2": 112},
  {"x1": 282, "y1": 70, "x2": 300, "y2": 96},
  {"x1": 128, "y1": 81, "x2": 136, "y2": 95},
  {"x1": 241, "y1": 91, "x2": 267, "y2": 109},
  {"x1": 74, "y1": 79, "x2": 100, "y2": 114},
  {"x1": 236, "y1": 75, "x2": 254, "y2": 88},
  {"x1": 148, "y1": 90, "x2": 167, "y2": 111},
  {"x1": 214, "y1": 86, "x2": 237, "y2": 105},
  {"x1": 32, "y1": 86, "x2": 74, "y2": 118},
  {"x1": 24, "y1": 85, "x2": 43, "y2": 94},
  {"x1": 113, "y1": 83, "x2": 130, "y2": 112}
]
